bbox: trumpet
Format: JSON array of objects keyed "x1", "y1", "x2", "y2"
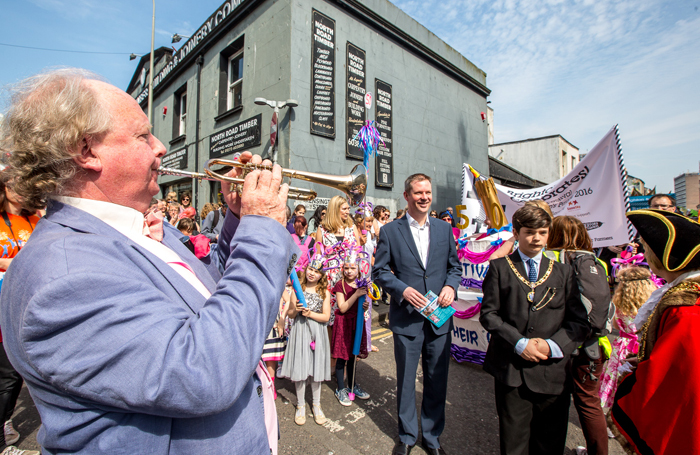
[{"x1": 158, "y1": 159, "x2": 367, "y2": 205}]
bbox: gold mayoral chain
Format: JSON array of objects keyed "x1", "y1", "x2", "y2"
[{"x1": 505, "y1": 256, "x2": 553, "y2": 304}]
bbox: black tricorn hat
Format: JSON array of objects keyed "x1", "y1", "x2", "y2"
[{"x1": 627, "y1": 209, "x2": 700, "y2": 272}]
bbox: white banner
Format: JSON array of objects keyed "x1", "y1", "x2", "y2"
[{"x1": 460, "y1": 126, "x2": 633, "y2": 248}]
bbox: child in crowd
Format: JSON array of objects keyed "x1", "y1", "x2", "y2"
[
  {"x1": 262, "y1": 287, "x2": 290, "y2": 399},
  {"x1": 176, "y1": 218, "x2": 211, "y2": 259},
  {"x1": 331, "y1": 254, "x2": 370, "y2": 406},
  {"x1": 599, "y1": 266, "x2": 657, "y2": 409},
  {"x1": 279, "y1": 261, "x2": 331, "y2": 426},
  {"x1": 480, "y1": 205, "x2": 589, "y2": 455}
]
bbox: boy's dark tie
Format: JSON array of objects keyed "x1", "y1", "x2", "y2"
[{"x1": 527, "y1": 258, "x2": 537, "y2": 282}]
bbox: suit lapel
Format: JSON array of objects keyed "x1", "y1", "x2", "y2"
[
  {"x1": 46, "y1": 201, "x2": 217, "y2": 310},
  {"x1": 509, "y1": 252, "x2": 532, "y2": 295},
  {"x1": 424, "y1": 220, "x2": 440, "y2": 270},
  {"x1": 161, "y1": 226, "x2": 218, "y2": 293},
  {"x1": 397, "y1": 216, "x2": 424, "y2": 269}
]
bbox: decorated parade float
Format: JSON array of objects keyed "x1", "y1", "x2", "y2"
[{"x1": 450, "y1": 126, "x2": 632, "y2": 365}]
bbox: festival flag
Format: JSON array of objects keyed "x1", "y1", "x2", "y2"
[{"x1": 462, "y1": 125, "x2": 633, "y2": 248}]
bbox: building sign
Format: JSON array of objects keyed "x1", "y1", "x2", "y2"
[
  {"x1": 375, "y1": 79, "x2": 393, "y2": 188},
  {"x1": 162, "y1": 146, "x2": 188, "y2": 170},
  {"x1": 209, "y1": 113, "x2": 262, "y2": 158},
  {"x1": 136, "y1": 0, "x2": 248, "y2": 104},
  {"x1": 346, "y1": 42, "x2": 366, "y2": 161},
  {"x1": 310, "y1": 9, "x2": 335, "y2": 138}
]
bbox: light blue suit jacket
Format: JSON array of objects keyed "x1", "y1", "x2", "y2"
[{"x1": 0, "y1": 201, "x2": 299, "y2": 454}]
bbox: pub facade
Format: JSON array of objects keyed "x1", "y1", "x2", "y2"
[{"x1": 127, "y1": 0, "x2": 491, "y2": 213}]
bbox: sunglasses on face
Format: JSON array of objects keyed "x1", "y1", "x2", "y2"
[{"x1": 182, "y1": 198, "x2": 190, "y2": 202}]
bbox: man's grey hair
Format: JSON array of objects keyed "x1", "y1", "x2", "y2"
[{"x1": 0, "y1": 68, "x2": 111, "y2": 211}]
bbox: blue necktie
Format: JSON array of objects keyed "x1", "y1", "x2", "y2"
[{"x1": 527, "y1": 258, "x2": 537, "y2": 282}]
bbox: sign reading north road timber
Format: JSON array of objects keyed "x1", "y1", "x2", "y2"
[
  {"x1": 162, "y1": 146, "x2": 188, "y2": 170},
  {"x1": 136, "y1": 0, "x2": 248, "y2": 104},
  {"x1": 310, "y1": 9, "x2": 335, "y2": 138},
  {"x1": 209, "y1": 114, "x2": 262, "y2": 158},
  {"x1": 375, "y1": 80, "x2": 393, "y2": 188},
  {"x1": 346, "y1": 42, "x2": 366, "y2": 161}
]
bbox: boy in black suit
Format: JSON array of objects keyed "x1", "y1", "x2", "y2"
[{"x1": 480, "y1": 205, "x2": 589, "y2": 455}]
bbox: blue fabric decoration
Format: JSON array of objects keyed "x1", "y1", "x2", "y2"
[
  {"x1": 486, "y1": 223, "x2": 513, "y2": 236},
  {"x1": 352, "y1": 120, "x2": 385, "y2": 170}
]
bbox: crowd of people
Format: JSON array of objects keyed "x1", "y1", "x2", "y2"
[{"x1": 0, "y1": 68, "x2": 696, "y2": 455}]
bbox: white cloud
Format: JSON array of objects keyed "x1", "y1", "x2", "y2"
[{"x1": 391, "y1": 0, "x2": 700, "y2": 191}]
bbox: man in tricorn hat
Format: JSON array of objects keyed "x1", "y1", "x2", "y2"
[{"x1": 612, "y1": 209, "x2": 700, "y2": 455}]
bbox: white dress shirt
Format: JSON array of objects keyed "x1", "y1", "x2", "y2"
[
  {"x1": 54, "y1": 196, "x2": 211, "y2": 298},
  {"x1": 518, "y1": 249, "x2": 542, "y2": 279},
  {"x1": 405, "y1": 211, "x2": 430, "y2": 268}
]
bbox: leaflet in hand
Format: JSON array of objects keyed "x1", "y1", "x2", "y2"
[{"x1": 419, "y1": 290, "x2": 455, "y2": 328}]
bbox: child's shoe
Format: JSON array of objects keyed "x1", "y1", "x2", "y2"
[
  {"x1": 352, "y1": 385, "x2": 370, "y2": 400},
  {"x1": 294, "y1": 404, "x2": 306, "y2": 425},
  {"x1": 335, "y1": 388, "x2": 352, "y2": 406},
  {"x1": 312, "y1": 404, "x2": 327, "y2": 425}
]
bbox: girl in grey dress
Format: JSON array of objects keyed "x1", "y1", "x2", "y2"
[{"x1": 279, "y1": 264, "x2": 331, "y2": 426}]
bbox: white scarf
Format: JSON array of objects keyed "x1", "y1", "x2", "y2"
[{"x1": 634, "y1": 269, "x2": 700, "y2": 337}]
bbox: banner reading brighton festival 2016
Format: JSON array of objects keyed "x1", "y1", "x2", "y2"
[
  {"x1": 450, "y1": 126, "x2": 633, "y2": 365},
  {"x1": 459, "y1": 125, "x2": 634, "y2": 248}
]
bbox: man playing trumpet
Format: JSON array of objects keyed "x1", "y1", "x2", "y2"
[{"x1": 0, "y1": 69, "x2": 299, "y2": 454}]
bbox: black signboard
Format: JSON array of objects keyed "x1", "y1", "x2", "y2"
[
  {"x1": 209, "y1": 113, "x2": 262, "y2": 158},
  {"x1": 310, "y1": 10, "x2": 335, "y2": 138},
  {"x1": 162, "y1": 146, "x2": 188, "y2": 170},
  {"x1": 345, "y1": 42, "x2": 366, "y2": 161},
  {"x1": 375, "y1": 79, "x2": 393, "y2": 188}
]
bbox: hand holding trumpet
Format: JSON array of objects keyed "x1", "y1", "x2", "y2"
[{"x1": 221, "y1": 152, "x2": 289, "y2": 225}]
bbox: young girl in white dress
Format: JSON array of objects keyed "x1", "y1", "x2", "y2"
[{"x1": 279, "y1": 260, "x2": 331, "y2": 426}]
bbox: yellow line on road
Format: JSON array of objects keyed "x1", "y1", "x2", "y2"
[
  {"x1": 371, "y1": 328, "x2": 391, "y2": 335},
  {"x1": 373, "y1": 332, "x2": 394, "y2": 341}
]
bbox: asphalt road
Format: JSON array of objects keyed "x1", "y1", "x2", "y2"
[{"x1": 10, "y1": 312, "x2": 625, "y2": 455}]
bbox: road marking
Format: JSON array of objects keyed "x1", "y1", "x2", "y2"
[
  {"x1": 373, "y1": 331, "x2": 393, "y2": 341},
  {"x1": 371, "y1": 328, "x2": 391, "y2": 335}
]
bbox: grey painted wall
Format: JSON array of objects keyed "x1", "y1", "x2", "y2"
[
  {"x1": 289, "y1": 0, "x2": 489, "y2": 213},
  {"x1": 146, "y1": 0, "x2": 489, "y2": 213}
]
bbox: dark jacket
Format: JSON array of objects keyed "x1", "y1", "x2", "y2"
[
  {"x1": 373, "y1": 216, "x2": 462, "y2": 337},
  {"x1": 479, "y1": 252, "x2": 589, "y2": 394}
]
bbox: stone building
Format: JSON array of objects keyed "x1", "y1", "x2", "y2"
[
  {"x1": 674, "y1": 172, "x2": 700, "y2": 212},
  {"x1": 127, "y1": 0, "x2": 490, "y2": 214},
  {"x1": 488, "y1": 135, "x2": 579, "y2": 185}
]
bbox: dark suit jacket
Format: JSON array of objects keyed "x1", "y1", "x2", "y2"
[
  {"x1": 373, "y1": 215, "x2": 462, "y2": 336},
  {"x1": 479, "y1": 251, "x2": 589, "y2": 394}
]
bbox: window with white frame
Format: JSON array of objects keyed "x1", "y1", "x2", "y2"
[
  {"x1": 217, "y1": 37, "x2": 244, "y2": 117},
  {"x1": 172, "y1": 84, "x2": 187, "y2": 140},
  {"x1": 228, "y1": 51, "x2": 243, "y2": 110},
  {"x1": 179, "y1": 92, "x2": 187, "y2": 136}
]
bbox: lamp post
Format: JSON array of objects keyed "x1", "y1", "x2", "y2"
[
  {"x1": 254, "y1": 98, "x2": 298, "y2": 164},
  {"x1": 171, "y1": 33, "x2": 191, "y2": 44},
  {"x1": 147, "y1": 0, "x2": 156, "y2": 124}
]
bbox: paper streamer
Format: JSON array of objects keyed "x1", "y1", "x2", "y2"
[{"x1": 450, "y1": 344, "x2": 486, "y2": 365}]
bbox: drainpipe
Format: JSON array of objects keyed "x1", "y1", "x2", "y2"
[{"x1": 194, "y1": 55, "x2": 203, "y2": 210}]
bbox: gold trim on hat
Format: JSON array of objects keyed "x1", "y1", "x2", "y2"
[{"x1": 628, "y1": 209, "x2": 700, "y2": 272}]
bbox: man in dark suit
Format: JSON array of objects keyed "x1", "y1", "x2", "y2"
[
  {"x1": 480, "y1": 205, "x2": 589, "y2": 455},
  {"x1": 373, "y1": 174, "x2": 461, "y2": 455}
]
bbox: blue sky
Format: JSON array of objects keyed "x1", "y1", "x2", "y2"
[{"x1": 1, "y1": 0, "x2": 698, "y2": 192}]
